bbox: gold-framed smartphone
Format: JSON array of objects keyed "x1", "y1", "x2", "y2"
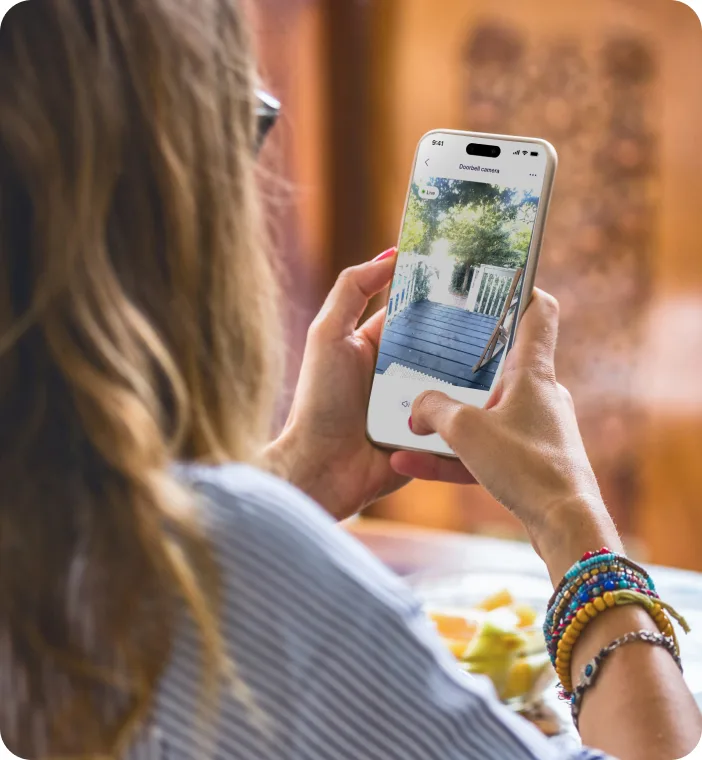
[{"x1": 367, "y1": 129, "x2": 558, "y2": 457}]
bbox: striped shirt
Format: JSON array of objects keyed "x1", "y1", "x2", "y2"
[{"x1": 132, "y1": 463, "x2": 614, "y2": 760}]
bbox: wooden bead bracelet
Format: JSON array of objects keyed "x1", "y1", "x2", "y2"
[{"x1": 555, "y1": 589, "x2": 689, "y2": 696}]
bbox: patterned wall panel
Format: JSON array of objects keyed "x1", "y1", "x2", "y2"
[{"x1": 464, "y1": 23, "x2": 660, "y2": 528}]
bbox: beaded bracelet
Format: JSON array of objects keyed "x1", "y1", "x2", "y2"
[
  {"x1": 547, "y1": 548, "x2": 654, "y2": 610},
  {"x1": 545, "y1": 560, "x2": 657, "y2": 662},
  {"x1": 548, "y1": 579, "x2": 658, "y2": 658},
  {"x1": 544, "y1": 549, "x2": 691, "y2": 697},
  {"x1": 547, "y1": 557, "x2": 652, "y2": 624},
  {"x1": 546, "y1": 552, "x2": 654, "y2": 637},
  {"x1": 554, "y1": 589, "x2": 689, "y2": 696},
  {"x1": 546, "y1": 562, "x2": 654, "y2": 656},
  {"x1": 546, "y1": 564, "x2": 652, "y2": 645},
  {"x1": 570, "y1": 630, "x2": 682, "y2": 730}
]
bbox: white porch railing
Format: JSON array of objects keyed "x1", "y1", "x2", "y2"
[
  {"x1": 465, "y1": 264, "x2": 519, "y2": 317},
  {"x1": 387, "y1": 252, "x2": 424, "y2": 323}
]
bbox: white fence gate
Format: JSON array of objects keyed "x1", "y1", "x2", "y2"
[
  {"x1": 387, "y1": 252, "x2": 423, "y2": 323},
  {"x1": 465, "y1": 264, "x2": 519, "y2": 317}
]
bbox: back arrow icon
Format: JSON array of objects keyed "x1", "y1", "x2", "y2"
[{"x1": 425, "y1": 159, "x2": 430, "y2": 166}]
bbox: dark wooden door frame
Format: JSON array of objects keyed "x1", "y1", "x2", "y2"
[{"x1": 321, "y1": 0, "x2": 373, "y2": 283}]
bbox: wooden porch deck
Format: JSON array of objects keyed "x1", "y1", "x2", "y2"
[{"x1": 377, "y1": 301, "x2": 502, "y2": 390}]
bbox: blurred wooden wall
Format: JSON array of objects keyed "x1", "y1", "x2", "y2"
[
  {"x1": 638, "y1": 3, "x2": 702, "y2": 570},
  {"x1": 250, "y1": 0, "x2": 702, "y2": 570},
  {"x1": 365, "y1": 0, "x2": 702, "y2": 570}
]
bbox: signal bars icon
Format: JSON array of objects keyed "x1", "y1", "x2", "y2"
[{"x1": 513, "y1": 149, "x2": 530, "y2": 156}]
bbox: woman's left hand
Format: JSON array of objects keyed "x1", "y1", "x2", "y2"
[{"x1": 264, "y1": 249, "x2": 412, "y2": 520}]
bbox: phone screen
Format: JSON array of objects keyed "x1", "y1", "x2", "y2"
[{"x1": 367, "y1": 132, "x2": 553, "y2": 455}]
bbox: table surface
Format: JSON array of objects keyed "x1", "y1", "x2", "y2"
[{"x1": 347, "y1": 519, "x2": 702, "y2": 710}]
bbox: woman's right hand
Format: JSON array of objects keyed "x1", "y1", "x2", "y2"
[
  {"x1": 393, "y1": 290, "x2": 702, "y2": 759},
  {"x1": 390, "y1": 289, "x2": 623, "y2": 583}
]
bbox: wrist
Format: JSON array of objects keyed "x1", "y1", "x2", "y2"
[
  {"x1": 533, "y1": 493, "x2": 623, "y2": 585},
  {"x1": 263, "y1": 430, "x2": 344, "y2": 520},
  {"x1": 264, "y1": 430, "x2": 312, "y2": 491}
]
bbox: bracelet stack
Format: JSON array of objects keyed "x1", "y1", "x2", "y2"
[{"x1": 544, "y1": 548, "x2": 690, "y2": 708}]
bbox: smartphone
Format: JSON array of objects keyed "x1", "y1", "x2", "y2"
[{"x1": 367, "y1": 130, "x2": 558, "y2": 457}]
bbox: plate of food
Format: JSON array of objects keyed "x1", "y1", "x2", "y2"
[{"x1": 410, "y1": 571, "x2": 556, "y2": 711}]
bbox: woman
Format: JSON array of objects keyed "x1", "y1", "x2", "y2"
[{"x1": 0, "y1": 1, "x2": 699, "y2": 759}]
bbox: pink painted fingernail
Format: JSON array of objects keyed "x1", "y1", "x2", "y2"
[
  {"x1": 373, "y1": 247, "x2": 397, "y2": 263},
  {"x1": 408, "y1": 416, "x2": 414, "y2": 432}
]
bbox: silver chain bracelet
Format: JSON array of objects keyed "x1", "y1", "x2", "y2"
[{"x1": 571, "y1": 630, "x2": 683, "y2": 730}]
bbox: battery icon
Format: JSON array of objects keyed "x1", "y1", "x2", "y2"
[{"x1": 530, "y1": 151, "x2": 539, "y2": 157}]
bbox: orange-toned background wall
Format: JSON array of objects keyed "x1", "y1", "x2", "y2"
[{"x1": 252, "y1": 0, "x2": 702, "y2": 570}]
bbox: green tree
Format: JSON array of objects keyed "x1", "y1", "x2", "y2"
[
  {"x1": 398, "y1": 192, "x2": 426, "y2": 253},
  {"x1": 442, "y1": 205, "x2": 520, "y2": 292},
  {"x1": 401, "y1": 180, "x2": 517, "y2": 257},
  {"x1": 411, "y1": 262, "x2": 431, "y2": 302},
  {"x1": 432, "y1": 178, "x2": 516, "y2": 216},
  {"x1": 400, "y1": 180, "x2": 535, "y2": 268},
  {"x1": 450, "y1": 260, "x2": 471, "y2": 294},
  {"x1": 510, "y1": 228, "x2": 533, "y2": 263}
]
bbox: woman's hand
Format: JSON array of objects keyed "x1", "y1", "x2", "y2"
[
  {"x1": 391, "y1": 290, "x2": 622, "y2": 582},
  {"x1": 265, "y1": 249, "x2": 423, "y2": 520},
  {"x1": 388, "y1": 289, "x2": 701, "y2": 760}
]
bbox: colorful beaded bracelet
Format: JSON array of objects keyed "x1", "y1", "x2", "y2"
[
  {"x1": 546, "y1": 562, "x2": 653, "y2": 651},
  {"x1": 570, "y1": 630, "x2": 682, "y2": 730},
  {"x1": 545, "y1": 564, "x2": 656, "y2": 660},
  {"x1": 547, "y1": 556, "x2": 652, "y2": 615},
  {"x1": 544, "y1": 549, "x2": 690, "y2": 698},
  {"x1": 548, "y1": 576, "x2": 656, "y2": 653},
  {"x1": 546, "y1": 565, "x2": 653, "y2": 641},
  {"x1": 546, "y1": 554, "x2": 654, "y2": 630},
  {"x1": 554, "y1": 589, "x2": 689, "y2": 696},
  {"x1": 552, "y1": 579, "x2": 653, "y2": 641},
  {"x1": 547, "y1": 548, "x2": 654, "y2": 610}
]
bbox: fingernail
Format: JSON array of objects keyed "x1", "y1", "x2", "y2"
[
  {"x1": 373, "y1": 247, "x2": 397, "y2": 263},
  {"x1": 408, "y1": 416, "x2": 413, "y2": 432}
]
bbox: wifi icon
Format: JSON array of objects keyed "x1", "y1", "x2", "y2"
[{"x1": 522, "y1": 150, "x2": 529, "y2": 156}]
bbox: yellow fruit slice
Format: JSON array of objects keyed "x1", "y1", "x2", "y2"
[
  {"x1": 502, "y1": 659, "x2": 534, "y2": 701},
  {"x1": 429, "y1": 613, "x2": 479, "y2": 643},
  {"x1": 477, "y1": 589, "x2": 515, "y2": 612},
  {"x1": 514, "y1": 604, "x2": 538, "y2": 628},
  {"x1": 430, "y1": 612, "x2": 479, "y2": 660}
]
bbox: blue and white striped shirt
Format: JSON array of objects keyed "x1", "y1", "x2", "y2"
[{"x1": 134, "y1": 464, "x2": 614, "y2": 759}]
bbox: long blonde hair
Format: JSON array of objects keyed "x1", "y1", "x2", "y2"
[{"x1": 0, "y1": 0, "x2": 279, "y2": 755}]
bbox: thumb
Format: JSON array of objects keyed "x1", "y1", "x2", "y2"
[
  {"x1": 504, "y1": 288, "x2": 559, "y2": 378},
  {"x1": 411, "y1": 391, "x2": 487, "y2": 453}
]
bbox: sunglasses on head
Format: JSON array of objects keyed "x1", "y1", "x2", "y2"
[{"x1": 255, "y1": 89, "x2": 281, "y2": 153}]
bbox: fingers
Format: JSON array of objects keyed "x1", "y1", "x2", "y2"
[
  {"x1": 506, "y1": 288, "x2": 560, "y2": 379},
  {"x1": 410, "y1": 390, "x2": 485, "y2": 451},
  {"x1": 390, "y1": 451, "x2": 477, "y2": 484},
  {"x1": 311, "y1": 249, "x2": 397, "y2": 341}
]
